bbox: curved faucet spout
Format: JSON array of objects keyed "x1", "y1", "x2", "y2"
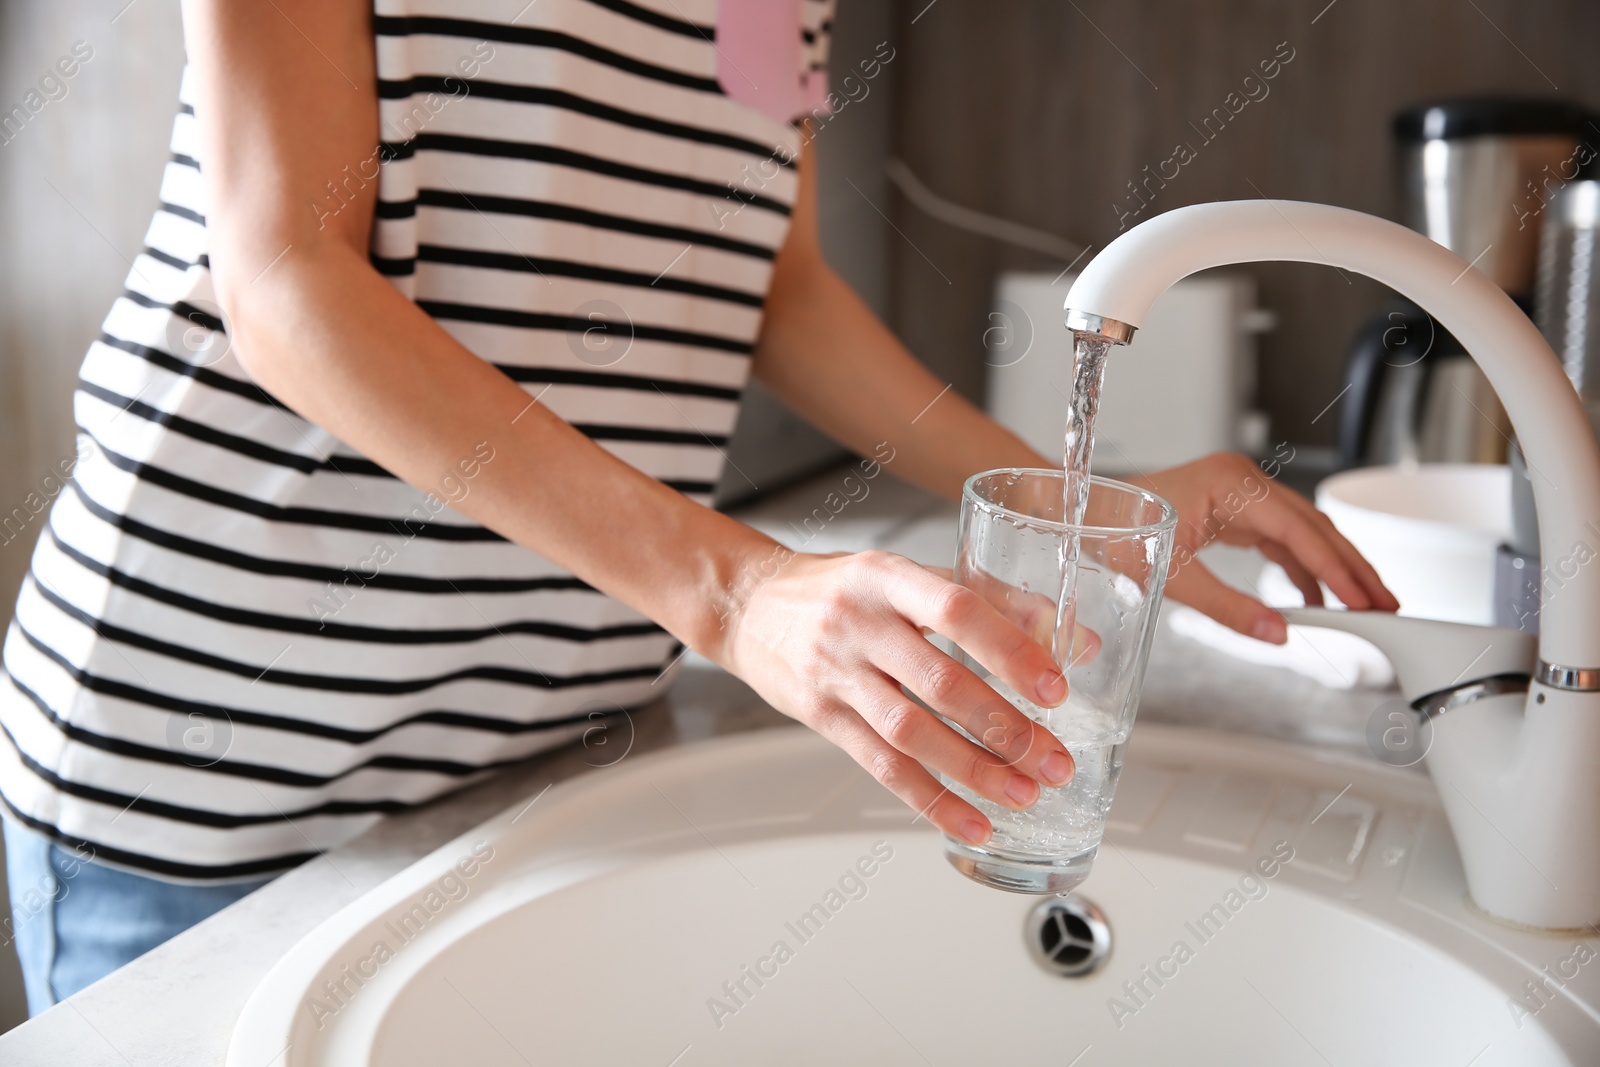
[
  {"x1": 1063, "y1": 199, "x2": 1600, "y2": 673},
  {"x1": 1065, "y1": 200, "x2": 1600, "y2": 928}
]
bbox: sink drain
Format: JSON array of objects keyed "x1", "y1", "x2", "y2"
[{"x1": 1026, "y1": 895, "x2": 1112, "y2": 977}]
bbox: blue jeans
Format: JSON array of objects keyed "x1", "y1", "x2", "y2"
[{"x1": 3, "y1": 818, "x2": 273, "y2": 1015}]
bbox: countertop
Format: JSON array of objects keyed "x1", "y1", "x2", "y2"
[{"x1": 0, "y1": 467, "x2": 1390, "y2": 1064}]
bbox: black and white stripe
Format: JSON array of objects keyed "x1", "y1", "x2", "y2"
[{"x1": 0, "y1": 0, "x2": 835, "y2": 880}]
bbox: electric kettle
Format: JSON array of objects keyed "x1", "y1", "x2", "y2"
[{"x1": 1338, "y1": 97, "x2": 1595, "y2": 468}]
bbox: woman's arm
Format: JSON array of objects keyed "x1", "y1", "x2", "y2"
[
  {"x1": 180, "y1": 0, "x2": 1076, "y2": 846},
  {"x1": 752, "y1": 148, "x2": 1399, "y2": 640},
  {"x1": 753, "y1": 148, "x2": 1041, "y2": 502},
  {"x1": 182, "y1": 0, "x2": 763, "y2": 656}
]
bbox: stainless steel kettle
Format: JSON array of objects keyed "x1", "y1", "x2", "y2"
[
  {"x1": 1496, "y1": 178, "x2": 1600, "y2": 632},
  {"x1": 1339, "y1": 98, "x2": 1595, "y2": 468}
]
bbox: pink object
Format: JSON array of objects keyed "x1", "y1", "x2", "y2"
[{"x1": 715, "y1": 0, "x2": 830, "y2": 123}]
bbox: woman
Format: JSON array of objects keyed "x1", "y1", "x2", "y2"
[{"x1": 0, "y1": 0, "x2": 1394, "y2": 1013}]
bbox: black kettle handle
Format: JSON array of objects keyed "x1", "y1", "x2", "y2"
[
  {"x1": 1337, "y1": 312, "x2": 1397, "y2": 469},
  {"x1": 1337, "y1": 305, "x2": 1446, "y2": 468}
]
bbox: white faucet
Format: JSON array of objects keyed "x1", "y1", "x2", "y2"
[{"x1": 1064, "y1": 200, "x2": 1600, "y2": 931}]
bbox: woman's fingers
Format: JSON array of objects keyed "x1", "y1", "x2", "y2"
[
  {"x1": 917, "y1": 558, "x2": 1102, "y2": 665},
  {"x1": 1229, "y1": 492, "x2": 1376, "y2": 610},
  {"x1": 1067, "y1": 622, "x2": 1103, "y2": 669},
  {"x1": 850, "y1": 674, "x2": 1052, "y2": 810},
  {"x1": 1274, "y1": 490, "x2": 1400, "y2": 610},
  {"x1": 867, "y1": 625, "x2": 1075, "y2": 787},
  {"x1": 870, "y1": 553, "x2": 1067, "y2": 708},
  {"x1": 1258, "y1": 540, "x2": 1325, "y2": 607},
  {"x1": 956, "y1": 563, "x2": 1059, "y2": 649},
  {"x1": 1139, "y1": 454, "x2": 1400, "y2": 630},
  {"x1": 811, "y1": 697, "x2": 996, "y2": 844},
  {"x1": 1166, "y1": 558, "x2": 1287, "y2": 643}
]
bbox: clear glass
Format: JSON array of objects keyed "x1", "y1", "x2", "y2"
[{"x1": 941, "y1": 469, "x2": 1177, "y2": 894}]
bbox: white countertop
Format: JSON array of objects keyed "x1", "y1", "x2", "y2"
[{"x1": 0, "y1": 467, "x2": 1387, "y2": 1064}]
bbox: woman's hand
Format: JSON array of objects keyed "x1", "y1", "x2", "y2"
[
  {"x1": 714, "y1": 550, "x2": 1075, "y2": 847},
  {"x1": 940, "y1": 563, "x2": 1102, "y2": 669},
  {"x1": 1133, "y1": 453, "x2": 1400, "y2": 642}
]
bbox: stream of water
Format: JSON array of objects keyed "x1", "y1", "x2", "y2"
[{"x1": 1052, "y1": 334, "x2": 1114, "y2": 671}]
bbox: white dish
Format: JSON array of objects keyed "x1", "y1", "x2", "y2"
[{"x1": 1316, "y1": 463, "x2": 1512, "y2": 625}]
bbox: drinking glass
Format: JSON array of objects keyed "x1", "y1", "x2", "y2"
[{"x1": 940, "y1": 469, "x2": 1177, "y2": 893}]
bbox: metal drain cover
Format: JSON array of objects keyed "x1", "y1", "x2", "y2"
[{"x1": 1026, "y1": 894, "x2": 1112, "y2": 977}]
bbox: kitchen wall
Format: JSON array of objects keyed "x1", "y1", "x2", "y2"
[
  {"x1": 0, "y1": 2, "x2": 187, "y2": 622},
  {"x1": 884, "y1": 0, "x2": 1600, "y2": 451},
  {"x1": 0, "y1": 0, "x2": 187, "y2": 1031}
]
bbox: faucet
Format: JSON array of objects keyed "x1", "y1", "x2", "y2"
[{"x1": 1064, "y1": 200, "x2": 1600, "y2": 931}]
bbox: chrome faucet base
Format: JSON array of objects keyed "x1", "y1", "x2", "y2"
[{"x1": 1535, "y1": 660, "x2": 1600, "y2": 691}]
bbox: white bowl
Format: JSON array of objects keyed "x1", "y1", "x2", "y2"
[{"x1": 1315, "y1": 463, "x2": 1512, "y2": 625}]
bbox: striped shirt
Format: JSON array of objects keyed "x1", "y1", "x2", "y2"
[{"x1": 0, "y1": 0, "x2": 836, "y2": 881}]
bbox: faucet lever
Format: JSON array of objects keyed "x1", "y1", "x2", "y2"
[{"x1": 1282, "y1": 607, "x2": 1536, "y2": 705}]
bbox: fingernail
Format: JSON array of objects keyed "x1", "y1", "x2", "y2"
[
  {"x1": 1252, "y1": 613, "x2": 1287, "y2": 644},
  {"x1": 1040, "y1": 751, "x2": 1073, "y2": 786},
  {"x1": 960, "y1": 818, "x2": 991, "y2": 845},
  {"x1": 1036, "y1": 669, "x2": 1066, "y2": 705},
  {"x1": 1004, "y1": 774, "x2": 1038, "y2": 807}
]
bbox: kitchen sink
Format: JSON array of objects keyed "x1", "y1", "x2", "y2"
[{"x1": 227, "y1": 722, "x2": 1600, "y2": 1066}]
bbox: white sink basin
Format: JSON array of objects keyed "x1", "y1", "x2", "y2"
[{"x1": 228, "y1": 725, "x2": 1600, "y2": 1066}]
